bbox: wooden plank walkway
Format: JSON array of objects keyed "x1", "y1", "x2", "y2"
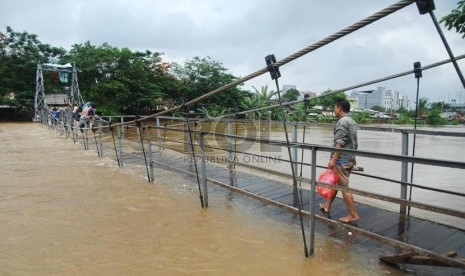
[
  {"x1": 101, "y1": 142, "x2": 465, "y2": 267},
  {"x1": 154, "y1": 150, "x2": 465, "y2": 253}
]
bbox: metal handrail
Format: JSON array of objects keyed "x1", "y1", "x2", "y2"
[
  {"x1": 40, "y1": 116, "x2": 465, "y2": 268},
  {"x1": 147, "y1": 124, "x2": 465, "y2": 169},
  {"x1": 145, "y1": 124, "x2": 465, "y2": 209}
]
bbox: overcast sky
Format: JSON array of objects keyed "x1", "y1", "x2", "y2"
[{"x1": 1, "y1": 0, "x2": 464, "y2": 104}]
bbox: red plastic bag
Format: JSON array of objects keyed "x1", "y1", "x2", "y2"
[{"x1": 317, "y1": 169, "x2": 340, "y2": 199}]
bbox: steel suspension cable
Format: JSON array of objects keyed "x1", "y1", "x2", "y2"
[
  {"x1": 159, "y1": 53, "x2": 465, "y2": 130},
  {"x1": 80, "y1": 129, "x2": 87, "y2": 150},
  {"x1": 272, "y1": 75, "x2": 309, "y2": 257},
  {"x1": 337, "y1": 54, "x2": 465, "y2": 93},
  {"x1": 408, "y1": 72, "x2": 421, "y2": 216},
  {"x1": 183, "y1": 106, "x2": 205, "y2": 209},
  {"x1": 105, "y1": 0, "x2": 414, "y2": 128},
  {"x1": 233, "y1": 114, "x2": 239, "y2": 171},
  {"x1": 162, "y1": 123, "x2": 167, "y2": 150},
  {"x1": 109, "y1": 123, "x2": 121, "y2": 167},
  {"x1": 136, "y1": 119, "x2": 152, "y2": 183},
  {"x1": 72, "y1": 125, "x2": 77, "y2": 143},
  {"x1": 92, "y1": 126, "x2": 101, "y2": 158},
  {"x1": 295, "y1": 99, "x2": 311, "y2": 207},
  {"x1": 183, "y1": 0, "x2": 414, "y2": 108},
  {"x1": 298, "y1": 98, "x2": 310, "y2": 188},
  {"x1": 428, "y1": 10, "x2": 465, "y2": 88}
]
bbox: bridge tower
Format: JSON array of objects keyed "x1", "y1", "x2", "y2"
[{"x1": 34, "y1": 63, "x2": 83, "y2": 117}]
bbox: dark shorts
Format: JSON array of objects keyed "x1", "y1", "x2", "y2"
[{"x1": 334, "y1": 162, "x2": 354, "y2": 187}]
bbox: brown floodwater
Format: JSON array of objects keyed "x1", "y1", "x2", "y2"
[{"x1": 0, "y1": 122, "x2": 407, "y2": 275}]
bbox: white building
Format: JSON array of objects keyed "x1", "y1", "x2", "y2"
[
  {"x1": 351, "y1": 87, "x2": 409, "y2": 111},
  {"x1": 400, "y1": 95, "x2": 410, "y2": 110},
  {"x1": 385, "y1": 90, "x2": 401, "y2": 111},
  {"x1": 384, "y1": 89, "x2": 392, "y2": 110},
  {"x1": 351, "y1": 87, "x2": 385, "y2": 110},
  {"x1": 392, "y1": 90, "x2": 400, "y2": 110}
]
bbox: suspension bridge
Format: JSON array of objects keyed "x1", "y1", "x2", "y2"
[{"x1": 32, "y1": 0, "x2": 465, "y2": 272}]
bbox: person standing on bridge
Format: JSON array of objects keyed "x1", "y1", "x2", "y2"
[
  {"x1": 320, "y1": 99, "x2": 360, "y2": 223},
  {"x1": 79, "y1": 103, "x2": 96, "y2": 128},
  {"x1": 51, "y1": 107, "x2": 61, "y2": 125},
  {"x1": 86, "y1": 103, "x2": 96, "y2": 128}
]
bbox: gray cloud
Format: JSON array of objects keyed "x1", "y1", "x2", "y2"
[{"x1": 1, "y1": 0, "x2": 463, "y2": 103}]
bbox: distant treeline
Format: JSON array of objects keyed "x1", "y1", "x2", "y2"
[{"x1": 0, "y1": 26, "x2": 351, "y2": 121}]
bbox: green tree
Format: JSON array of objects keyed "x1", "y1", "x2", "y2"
[
  {"x1": 427, "y1": 107, "x2": 447, "y2": 125},
  {"x1": 430, "y1": 101, "x2": 451, "y2": 112},
  {"x1": 172, "y1": 56, "x2": 250, "y2": 111},
  {"x1": 371, "y1": 105, "x2": 384, "y2": 112},
  {"x1": 198, "y1": 105, "x2": 227, "y2": 120},
  {"x1": 441, "y1": 1, "x2": 465, "y2": 38},
  {"x1": 239, "y1": 85, "x2": 277, "y2": 119},
  {"x1": 351, "y1": 111, "x2": 372, "y2": 124},
  {"x1": 270, "y1": 107, "x2": 283, "y2": 121},
  {"x1": 0, "y1": 26, "x2": 67, "y2": 110},
  {"x1": 313, "y1": 90, "x2": 347, "y2": 109},
  {"x1": 252, "y1": 85, "x2": 276, "y2": 104},
  {"x1": 282, "y1": 88, "x2": 300, "y2": 102},
  {"x1": 288, "y1": 102, "x2": 307, "y2": 121},
  {"x1": 240, "y1": 94, "x2": 263, "y2": 119},
  {"x1": 415, "y1": 98, "x2": 429, "y2": 118},
  {"x1": 69, "y1": 42, "x2": 169, "y2": 115},
  {"x1": 391, "y1": 113, "x2": 414, "y2": 125}
]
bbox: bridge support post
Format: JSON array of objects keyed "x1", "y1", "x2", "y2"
[
  {"x1": 400, "y1": 131, "x2": 409, "y2": 215},
  {"x1": 98, "y1": 121, "x2": 103, "y2": 157},
  {"x1": 34, "y1": 64, "x2": 45, "y2": 118},
  {"x1": 200, "y1": 132, "x2": 208, "y2": 207},
  {"x1": 292, "y1": 123, "x2": 299, "y2": 206},
  {"x1": 136, "y1": 123, "x2": 141, "y2": 146},
  {"x1": 67, "y1": 122, "x2": 71, "y2": 141},
  {"x1": 227, "y1": 120, "x2": 236, "y2": 186},
  {"x1": 85, "y1": 129, "x2": 89, "y2": 150},
  {"x1": 117, "y1": 126, "x2": 124, "y2": 166},
  {"x1": 156, "y1": 117, "x2": 162, "y2": 152},
  {"x1": 309, "y1": 146, "x2": 317, "y2": 256},
  {"x1": 292, "y1": 123, "x2": 299, "y2": 176},
  {"x1": 60, "y1": 122, "x2": 64, "y2": 137},
  {"x1": 146, "y1": 126, "x2": 154, "y2": 182},
  {"x1": 73, "y1": 122, "x2": 77, "y2": 143},
  {"x1": 64, "y1": 113, "x2": 69, "y2": 140},
  {"x1": 120, "y1": 117, "x2": 125, "y2": 140},
  {"x1": 185, "y1": 117, "x2": 193, "y2": 163}
]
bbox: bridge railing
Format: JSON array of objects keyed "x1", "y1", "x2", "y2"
[
  {"x1": 147, "y1": 119, "x2": 465, "y2": 267},
  {"x1": 38, "y1": 116, "x2": 465, "y2": 268},
  {"x1": 37, "y1": 114, "x2": 465, "y2": 221},
  {"x1": 147, "y1": 118, "x2": 465, "y2": 214}
]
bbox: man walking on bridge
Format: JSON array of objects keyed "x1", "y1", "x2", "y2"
[{"x1": 320, "y1": 99, "x2": 360, "y2": 223}]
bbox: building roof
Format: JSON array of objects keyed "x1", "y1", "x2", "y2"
[{"x1": 45, "y1": 94, "x2": 68, "y2": 105}]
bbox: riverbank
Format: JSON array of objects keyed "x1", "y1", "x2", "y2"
[{"x1": 0, "y1": 107, "x2": 33, "y2": 121}]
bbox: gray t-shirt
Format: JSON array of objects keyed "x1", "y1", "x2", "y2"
[{"x1": 331, "y1": 114, "x2": 358, "y2": 164}]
